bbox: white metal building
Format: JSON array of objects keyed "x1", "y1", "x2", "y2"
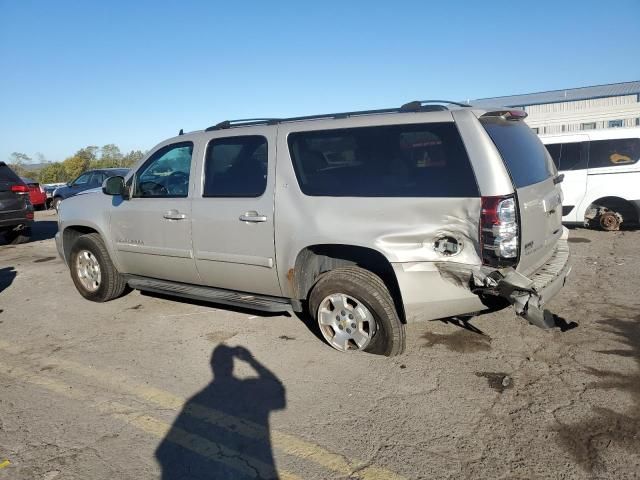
[{"x1": 473, "y1": 80, "x2": 640, "y2": 135}]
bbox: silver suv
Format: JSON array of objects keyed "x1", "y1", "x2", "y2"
[{"x1": 55, "y1": 101, "x2": 571, "y2": 356}]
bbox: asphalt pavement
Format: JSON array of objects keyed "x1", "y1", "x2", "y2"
[{"x1": 0, "y1": 210, "x2": 638, "y2": 479}]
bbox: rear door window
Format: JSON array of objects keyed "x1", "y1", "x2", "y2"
[
  {"x1": 203, "y1": 136, "x2": 268, "y2": 197},
  {"x1": 588, "y1": 138, "x2": 640, "y2": 168},
  {"x1": 287, "y1": 123, "x2": 478, "y2": 197},
  {"x1": 545, "y1": 142, "x2": 587, "y2": 171},
  {"x1": 481, "y1": 118, "x2": 555, "y2": 187},
  {"x1": 545, "y1": 144, "x2": 561, "y2": 169}
]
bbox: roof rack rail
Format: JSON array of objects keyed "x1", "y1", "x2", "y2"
[
  {"x1": 204, "y1": 100, "x2": 470, "y2": 131},
  {"x1": 400, "y1": 99, "x2": 471, "y2": 111},
  {"x1": 205, "y1": 118, "x2": 280, "y2": 131}
]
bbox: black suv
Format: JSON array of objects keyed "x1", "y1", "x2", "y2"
[{"x1": 0, "y1": 162, "x2": 34, "y2": 244}]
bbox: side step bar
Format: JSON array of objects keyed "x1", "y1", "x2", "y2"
[{"x1": 126, "y1": 276, "x2": 294, "y2": 313}]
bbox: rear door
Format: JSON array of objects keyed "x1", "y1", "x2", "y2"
[
  {"x1": 542, "y1": 136, "x2": 588, "y2": 223},
  {"x1": 191, "y1": 128, "x2": 281, "y2": 296},
  {"x1": 481, "y1": 117, "x2": 562, "y2": 274},
  {"x1": 583, "y1": 137, "x2": 640, "y2": 213}
]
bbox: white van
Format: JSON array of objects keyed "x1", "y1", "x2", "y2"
[{"x1": 540, "y1": 127, "x2": 640, "y2": 230}]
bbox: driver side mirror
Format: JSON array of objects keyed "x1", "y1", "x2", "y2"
[{"x1": 102, "y1": 176, "x2": 127, "y2": 198}]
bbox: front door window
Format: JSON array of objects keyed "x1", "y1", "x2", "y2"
[{"x1": 134, "y1": 143, "x2": 193, "y2": 198}]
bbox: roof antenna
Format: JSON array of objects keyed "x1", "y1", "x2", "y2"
[{"x1": 178, "y1": 128, "x2": 184, "y2": 136}]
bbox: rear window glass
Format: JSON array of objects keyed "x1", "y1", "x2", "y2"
[
  {"x1": 545, "y1": 142, "x2": 587, "y2": 171},
  {"x1": 0, "y1": 163, "x2": 22, "y2": 190},
  {"x1": 481, "y1": 119, "x2": 555, "y2": 187},
  {"x1": 588, "y1": 138, "x2": 640, "y2": 168},
  {"x1": 287, "y1": 123, "x2": 478, "y2": 197}
]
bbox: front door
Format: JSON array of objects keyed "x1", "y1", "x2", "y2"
[
  {"x1": 110, "y1": 141, "x2": 200, "y2": 284},
  {"x1": 191, "y1": 129, "x2": 281, "y2": 296}
]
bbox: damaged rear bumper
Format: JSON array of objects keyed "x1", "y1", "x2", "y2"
[{"x1": 474, "y1": 233, "x2": 571, "y2": 328}]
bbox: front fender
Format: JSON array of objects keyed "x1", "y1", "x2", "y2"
[{"x1": 57, "y1": 193, "x2": 121, "y2": 271}]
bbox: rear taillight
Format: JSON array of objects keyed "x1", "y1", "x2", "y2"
[
  {"x1": 480, "y1": 195, "x2": 519, "y2": 267},
  {"x1": 26, "y1": 212, "x2": 34, "y2": 220},
  {"x1": 11, "y1": 184, "x2": 29, "y2": 194}
]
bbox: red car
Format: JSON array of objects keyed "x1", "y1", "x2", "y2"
[{"x1": 20, "y1": 177, "x2": 47, "y2": 209}]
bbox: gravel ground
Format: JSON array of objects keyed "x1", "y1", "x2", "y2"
[{"x1": 0, "y1": 210, "x2": 638, "y2": 479}]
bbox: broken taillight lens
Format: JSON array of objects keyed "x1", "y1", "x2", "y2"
[{"x1": 480, "y1": 195, "x2": 519, "y2": 267}]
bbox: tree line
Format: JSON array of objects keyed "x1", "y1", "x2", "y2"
[{"x1": 7, "y1": 145, "x2": 145, "y2": 184}]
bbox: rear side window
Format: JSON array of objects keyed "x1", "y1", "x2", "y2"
[
  {"x1": 0, "y1": 163, "x2": 23, "y2": 189},
  {"x1": 545, "y1": 142, "x2": 587, "y2": 171},
  {"x1": 287, "y1": 123, "x2": 478, "y2": 197},
  {"x1": 204, "y1": 136, "x2": 268, "y2": 197},
  {"x1": 546, "y1": 144, "x2": 561, "y2": 169},
  {"x1": 482, "y1": 118, "x2": 555, "y2": 187},
  {"x1": 588, "y1": 138, "x2": 640, "y2": 168}
]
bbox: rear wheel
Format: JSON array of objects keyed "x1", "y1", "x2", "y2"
[
  {"x1": 4, "y1": 226, "x2": 31, "y2": 245},
  {"x1": 69, "y1": 233, "x2": 128, "y2": 302},
  {"x1": 308, "y1": 267, "x2": 405, "y2": 356}
]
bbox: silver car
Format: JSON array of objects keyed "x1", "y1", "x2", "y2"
[{"x1": 56, "y1": 101, "x2": 571, "y2": 356}]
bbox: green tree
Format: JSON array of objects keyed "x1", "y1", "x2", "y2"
[
  {"x1": 75, "y1": 146, "x2": 99, "y2": 167},
  {"x1": 98, "y1": 144, "x2": 124, "y2": 168},
  {"x1": 121, "y1": 150, "x2": 145, "y2": 167},
  {"x1": 38, "y1": 162, "x2": 68, "y2": 183},
  {"x1": 63, "y1": 155, "x2": 89, "y2": 180}
]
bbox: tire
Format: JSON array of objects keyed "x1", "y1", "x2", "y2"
[
  {"x1": 53, "y1": 197, "x2": 62, "y2": 212},
  {"x1": 69, "y1": 233, "x2": 128, "y2": 302},
  {"x1": 4, "y1": 227, "x2": 31, "y2": 245},
  {"x1": 308, "y1": 266, "x2": 405, "y2": 356}
]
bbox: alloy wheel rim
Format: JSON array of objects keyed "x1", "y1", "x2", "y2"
[
  {"x1": 317, "y1": 293, "x2": 377, "y2": 352},
  {"x1": 75, "y1": 250, "x2": 101, "y2": 292}
]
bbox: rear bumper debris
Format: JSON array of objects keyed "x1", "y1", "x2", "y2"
[{"x1": 472, "y1": 234, "x2": 572, "y2": 329}]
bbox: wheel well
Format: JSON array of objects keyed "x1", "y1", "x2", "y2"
[
  {"x1": 586, "y1": 196, "x2": 639, "y2": 224},
  {"x1": 291, "y1": 244, "x2": 406, "y2": 323},
  {"x1": 62, "y1": 226, "x2": 98, "y2": 261}
]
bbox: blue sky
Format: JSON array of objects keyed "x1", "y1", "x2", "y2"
[{"x1": 1, "y1": 0, "x2": 639, "y2": 162}]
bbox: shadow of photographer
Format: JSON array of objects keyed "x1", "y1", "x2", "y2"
[{"x1": 156, "y1": 345, "x2": 286, "y2": 479}]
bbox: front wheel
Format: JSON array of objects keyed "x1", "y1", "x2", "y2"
[
  {"x1": 308, "y1": 267, "x2": 405, "y2": 356},
  {"x1": 69, "y1": 233, "x2": 128, "y2": 302}
]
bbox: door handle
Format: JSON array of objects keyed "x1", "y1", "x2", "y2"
[
  {"x1": 239, "y1": 211, "x2": 267, "y2": 223},
  {"x1": 163, "y1": 210, "x2": 187, "y2": 220}
]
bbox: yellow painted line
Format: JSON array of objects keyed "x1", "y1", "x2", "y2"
[
  {"x1": 0, "y1": 361, "x2": 301, "y2": 480},
  {"x1": 0, "y1": 341, "x2": 405, "y2": 480}
]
